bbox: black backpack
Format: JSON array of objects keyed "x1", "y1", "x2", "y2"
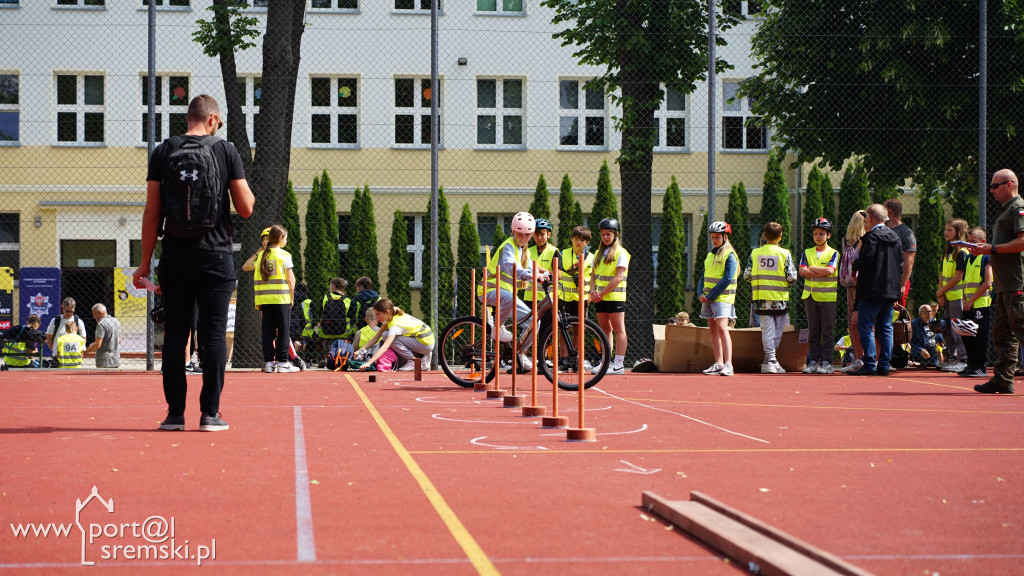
[
  {"x1": 160, "y1": 135, "x2": 223, "y2": 240},
  {"x1": 320, "y1": 295, "x2": 351, "y2": 338}
]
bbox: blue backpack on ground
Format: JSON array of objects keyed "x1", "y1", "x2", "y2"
[{"x1": 326, "y1": 338, "x2": 354, "y2": 371}]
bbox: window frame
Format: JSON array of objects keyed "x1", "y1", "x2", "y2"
[
  {"x1": 139, "y1": 73, "x2": 190, "y2": 146},
  {"x1": 405, "y1": 214, "x2": 424, "y2": 288},
  {"x1": 474, "y1": 77, "x2": 525, "y2": 150},
  {"x1": 309, "y1": 75, "x2": 360, "y2": 148},
  {"x1": 557, "y1": 78, "x2": 607, "y2": 151},
  {"x1": 0, "y1": 72, "x2": 19, "y2": 145},
  {"x1": 722, "y1": 78, "x2": 767, "y2": 152},
  {"x1": 474, "y1": 0, "x2": 523, "y2": 15},
  {"x1": 55, "y1": 72, "x2": 106, "y2": 146},
  {"x1": 393, "y1": 0, "x2": 439, "y2": 13},
  {"x1": 140, "y1": 0, "x2": 189, "y2": 9},
  {"x1": 654, "y1": 83, "x2": 689, "y2": 152},
  {"x1": 310, "y1": 0, "x2": 357, "y2": 10},
  {"x1": 392, "y1": 76, "x2": 441, "y2": 149},
  {"x1": 54, "y1": 0, "x2": 105, "y2": 9},
  {"x1": 231, "y1": 74, "x2": 261, "y2": 148}
]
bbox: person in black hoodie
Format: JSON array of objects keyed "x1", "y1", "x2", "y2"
[{"x1": 850, "y1": 203, "x2": 904, "y2": 376}]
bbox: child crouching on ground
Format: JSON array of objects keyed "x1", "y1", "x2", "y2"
[{"x1": 354, "y1": 299, "x2": 434, "y2": 372}]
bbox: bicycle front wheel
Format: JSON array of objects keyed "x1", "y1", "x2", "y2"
[
  {"x1": 537, "y1": 317, "x2": 610, "y2": 390},
  {"x1": 438, "y1": 316, "x2": 491, "y2": 388}
]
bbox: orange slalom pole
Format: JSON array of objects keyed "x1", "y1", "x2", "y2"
[
  {"x1": 551, "y1": 267, "x2": 559, "y2": 416},
  {"x1": 470, "y1": 268, "x2": 476, "y2": 344},
  {"x1": 578, "y1": 252, "x2": 586, "y2": 427},
  {"x1": 492, "y1": 254, "x2": 502, "y2": 395},
  {"x1": 530, "y1": 262, "x2": 538, "y2": 405},
  {"x1": 510, "y1": 261, "x2": 518, "y2": 396},
  {"x1": 478, "y1": 247, "x2": 490, "y2": 392}
]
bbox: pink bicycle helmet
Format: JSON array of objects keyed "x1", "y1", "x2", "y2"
[{"x1": 511, "y1": 212, "x2": 536, "y2": 234}]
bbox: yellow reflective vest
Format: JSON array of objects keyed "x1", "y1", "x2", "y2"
[
  {"x1": 478, "y1": 238, "x2": 523, "y2": 297},
  {"x1": 56, "y1": 333, "x2": 85, "y2": 368},
  {"x1": 963, "y1": 255, "x2": 992, "y2": 308},
  {"x1": 940, "y1": 249, "x2": 968, "y2": 301},
  {"x1": 254, "y1": 247, "x2": 291, "y2": 306},
  {"x1": 524, "y1": 243, "x2": 558, "y2": 301},
  {"x1": 800, "y1": 245, "x2": 839, "y2": 302},
  {"x1": 2, "y1": 340, "x2": 31, "y2": 367},
  {"x1": 558, "y1": 247, "x2": 594, "y2": 302},
  {"x1": 386, "y1": 313, "x2": 435, "y2": 346},
  {"x1": 703, "y1": 248, "x2": 738, "y2": 304},
  {"x1": 592, "y1": 246, "x2": 630, "y2": 302},
  {"x1": 750, "y1": 244, "x2": 792, "y2": 301}
]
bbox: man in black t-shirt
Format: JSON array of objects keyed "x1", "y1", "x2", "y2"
[
  {"x1": 885, "y1": 198, "x2": 916, "y2": 307},
  {"x1": 133, "y1": 95, "x2": 256, "y2": 431}
]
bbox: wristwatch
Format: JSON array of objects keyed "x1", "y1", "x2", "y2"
[{"x1": 991, "y1": 244, "x2": 999, "y2": 254}]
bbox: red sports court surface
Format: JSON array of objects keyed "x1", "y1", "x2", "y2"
[{"x1": 1, "y1": 368, "x2": 1022, "y2": 575}]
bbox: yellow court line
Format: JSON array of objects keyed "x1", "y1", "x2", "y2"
[
  {"x1": 410, "y1": 447, "x2": 1024, "y2": 455},
  {"x1": 347, "y1": 375, "x2": 499, "y2": 576}
]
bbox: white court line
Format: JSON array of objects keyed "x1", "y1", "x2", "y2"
[
  {"x1": 416, "y1": 396, "x2": 487, "y2": 404},
  {"x1": 433, "y1": 414, "x2": 539, "y2": 425},
  {"x1": 293, "y1": 407, "x2": 316, "y2": 563},
  {"x1": 541, "y1": 424, "x2": 648, "y2": 436},
  {"x1": 593, "y1": 387, "x2": 770, "y2": 444}
]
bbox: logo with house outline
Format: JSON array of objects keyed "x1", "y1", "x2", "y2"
[{"x1": 75, "y1": 486, "x2": 114, "y2": 566}]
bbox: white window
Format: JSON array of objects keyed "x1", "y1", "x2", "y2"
[
  {"x1": 311, "y1": 0, "x2": 356, "y2": 9},
  {"x1": 654, "y1": 83, "x2": 688, "y2": 151},
  {"x1": 476, "y1": 215, "x2": 513, "y2": 266},
  {"x1": 395, "y1": 0, "x2": 435, "y2": 10},
  {"x1": 250, "y1": 0, "x2": 267, "y2": 7},
  {"x1": 0, "y1": 213, "x2": 20, "y2": 281},
  {"x1": 337, "y1": 213, "x2": 350, "y2": 275},
  {"x1": 476, "y1": 78, "x2": 523, "y2": 148},
  {"x1": 722, "y1": 79, "x2": 766, "y2": 150},
  {"x1": 394, "y1": 77, "x2": 440, "y2": 147},
  {"x1": 56, "y1": 73, "x2": 105, "y2": 144},
  {"x1": 232, "y1": 75, "x2": 260, "y2": 147},
  {"x1": 56, "y1": 0, "x2": 104, "y2": 6},
  {"x1": 140, "y1": 75, "x2": 189, "y2": 143},
  {"x1": 725, "y1": 0, "x2": 761, "y2": 18},
  {"x1": 310, "y1": 76, "x2": 358, "y2": 146},
  {"x1": 476, "y1": 0, "x2": 522, "y2": 13},
  {"x1": 558, "y1": 79, "x2": 605, "y2": 149},
  {"x1": 405, "y1": 214, "x2": 424, "y2": 288},
  {"x1": 142, "y1": 0, "x2": 188, "y2": 7},
  {"x1": 1, "y1": 0, "x2": 21, "y2": 7},
  {"x1": 0, "y1": 73, "x2": 18, "y2": 144}
]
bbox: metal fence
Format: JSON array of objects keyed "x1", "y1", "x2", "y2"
[{"x1": 1, "y1": 0, "x2": 1018, "y2": 370}]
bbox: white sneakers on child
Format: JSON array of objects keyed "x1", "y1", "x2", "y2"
[
  {"x1": 816, "y1": 362, "x2": 834, "y2": 374},
  {"x1": 719, "y1": 363, "x2": 734, "y2": 376},
  {"x1": 802, "y1": 361, "x2": 818, "y2": 374},
  {"x1": 263, "y1": 361, "x2": 276, "y2": 373},
  {"x1": 761, "y1": 361, "x2": 785, "y2": 374},
  {"x1": 276, "y1": 362, "x2": 301, "y2": 373},
  {"x1": 703, "y1": 362, "x2": 724, "y2": 375}
]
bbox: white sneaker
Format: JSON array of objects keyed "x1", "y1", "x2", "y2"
[
  {"x1": 276, "y1": 361, "x2": 300, "y2": 373},
  {"x1": 496, "y1": 326, "x2": 513, "y2": 343},
  {"x1": 816, "y1": 362, "x2": 834, "y2": 374},
  {"x1": 802, "y1": 361, "x2": 818, "y2": 374},
  {"x1": 840, "y1": 359, "x2": 864, "y2": 373},
  {"x1": 263, "y1": 361, "x2": 276, "y2": 373},
  {"x1": 590, "y1": 362, "x2": 604, "y2": 375},
  {"x1": 606, "y1": 364, "x2": 625, "y2": 375},
  {"x1": 583, "y1": 360, "x2": 595, "y2": 372},
  {"x1": 770, "y1": 361, "x2": 786, "y2": 374},
  {"x1": 703, "y1": 362, "x2": 724, "y2": 375},
  {"x1": 719, "y1": 363, "x2": 734, "y2": 376},
  {"x1": 518, "y1": 354, "x2": 533, "y2": 371},
  {"x1": 760, "y1": 363, "x2": 771, "y2": 374},
  {"x1": 397, "y1": 361, "x2": 415, "y2": 372}
]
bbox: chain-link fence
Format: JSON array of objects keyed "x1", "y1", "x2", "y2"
[{"x1": 2, "y1": 0, "x2": 1020, "y2": 370}]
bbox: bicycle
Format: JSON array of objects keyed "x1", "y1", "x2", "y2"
[{"x1": 438, "y1": 282, "x2": 610, "y2": 390}]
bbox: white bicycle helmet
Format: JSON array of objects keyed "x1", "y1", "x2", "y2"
[
  {"x1": 708, "y1": 221, "x2": 732, "y2": 235},
  {"x1": 951, "y1": 318, "x2": 979, "y2": 338},
  {"x1": 511, "y1": 212, "x2": 536, "y2": 234}
]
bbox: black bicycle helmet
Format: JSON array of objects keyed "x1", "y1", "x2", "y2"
[
  {"x1": 598, "y1": 218, "x2": 620, "y2": 231},
  {"x1": 812, "y1": 217, "x2": 832, "y2": 232}
]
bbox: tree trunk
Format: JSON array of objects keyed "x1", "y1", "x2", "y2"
[{"x1": 231, "y1": 0, "x2": 306, "y2": 367}]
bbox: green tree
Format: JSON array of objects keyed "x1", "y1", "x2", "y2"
[
  {"x1": 556, "y1": 174, "x2": 579, "y2": 249},
  {"x1": 544, "y1": 0, "x2": 735, "y2": 358},
  {"x1": 944, "y1": 173, "x2": 979, "y2": 227},
  {"x1": 802, "y1": 166, "x2": 824, "y2": 251},
  {"x1": 349, "y1": 185, "x2": 380, "y2": 291},
  {"x1": 689, "y1": 213, "x2": 709, "y2": 328},
  {"x1": 455, "y1": 203, "x2": 482, "y2": 318},
  {"x1": 837, "y1": 161, "x2": 871, "y2": 233},
  {"x1": 589, "y1": 161, "x2": 619, "y2": 251},
  {"x1": 386, "y1": 210, "x2": 412, "y2": 312},
  {"x1": 817, "y1": 168, "x2": 836, "y2": 223},
  {"x1": 303, "y1": 172, "x2": 340, "y2": 318},
  {"x1": 422, "y1": 186, "x2": 454, "y2": 328},
  {"x1": 910, "y1": 179, "x2": 945, "y2": 311},
  {"x1": 743, "y1": 0, "x2": 1024, "y2": 188},
  {"x1": 655, "y1": 177, "x2": 686, "y2": 319},
  {"x1": 491, "y1": 219, "x2": 507, "y2": 248},
  {"x1": 280, "y1": 178, "x2": 302, "y2": 283},
  {"x1": 529, "y1": 175, "x2": 552, "y2": 222},
  {"x1": 724, "y1": 182, "x2": 753, "y2": 328},
  {"x1": 760, "y1": 150, "x2": 793, "y2": 251}
]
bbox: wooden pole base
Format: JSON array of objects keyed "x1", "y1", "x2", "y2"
[
  {"x1": 413, "y1": 358, "x2": 422, "y2": 381},
  {"x1": 541, "y1": 415, "x2": 569, "y2": 428},
  {"x1": 474, "y1": 382, "x2": 493, "y2": 392},
  {"x1": 502, "y1": 394, "x2": 525, "y2": 408},
  {"x1": 566, "y1": 428, "x2": 596, "y2": 442},
  {"x1": 485, "y1": 389, "x2": 506, "y2": 399},
  {"x1": 521, "y1": 405, "x2": 546, "y2": 417},
  {"x1": 368, "y1": 375, "x2": 376, "y2": 383}
]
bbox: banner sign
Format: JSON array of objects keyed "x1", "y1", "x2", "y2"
[{"x1": 19, "y1": 267, "x2": 61, "y2": 355}]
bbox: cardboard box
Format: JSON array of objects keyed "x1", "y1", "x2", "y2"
[{"x1": 653, "y1": 324, "x2": 809, "y2": 373}]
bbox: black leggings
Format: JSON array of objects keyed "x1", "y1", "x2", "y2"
[{"x1": 261, "y1": 303, "x2": 291, "y2": 363}]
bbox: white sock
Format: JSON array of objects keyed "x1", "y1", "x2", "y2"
[{"x1": 613, "y1": 355, "x2": 624, "y2": 366}]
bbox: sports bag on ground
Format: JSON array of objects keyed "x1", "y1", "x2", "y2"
[
  {"x1": 160, "y1": 135, "x2": 223, "y2": 240},
  {"x1": 327, "y1": 338, "x2": 355, "y2": 371}
]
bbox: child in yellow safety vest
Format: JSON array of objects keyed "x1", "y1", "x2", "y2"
[
  {"x1": 936, "y1": 218, "x2": 970, "y2": 372},
  {"x1": 253, "y1": 224, "x2": 298, "y2": 374},
  {"x1": 744, "y1": 221, "x2": 797, "y2": 374},
  {"x1": 588, "y1": 218, "x2": 630, "y2": 375},
  {"x1": 55, "y1": 319, "x2": 86, "y2": 368},
  {"x1": 957, "y1": 226, "x2": 993, "y2": 377},
  {"x1": 799, "y1": 218, "x2": 840, "y2": 375},
  {"x1": 699, "y1": 221, "x2": 739, "y2": 376},
  {"x1": 355, "y1": 298, "x2": 434, "y2": 372}
]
